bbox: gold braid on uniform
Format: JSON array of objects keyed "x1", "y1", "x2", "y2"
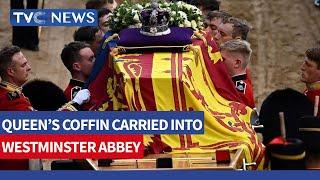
[
  {"x1": 58, "y1": 101, "x2": 78, "y2": 111},
  {"x1": 0, "y1": 81, "x2": 22, "y2": 93},
  {"x1": 102, "y1": 33, "x2": 119, "y2": 49}
]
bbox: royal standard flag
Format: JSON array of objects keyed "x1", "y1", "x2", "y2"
[{"x1": 98, "y1": 32, "x2": 265, "y2": 169}]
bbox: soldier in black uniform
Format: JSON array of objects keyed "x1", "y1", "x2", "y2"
[{"x1": 10, "y1": 0, "x2": 39, "y2": 51}]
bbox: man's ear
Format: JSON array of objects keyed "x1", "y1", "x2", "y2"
[
  {"x1": 72, "y1": 62, "x2": 81, "y2": 71},
  {"x1": 234, "y1": 59, "x2": 242, "y2": 68},
  {"x1": 6, "y1": 67, "x2": 15, "y2": 77},
  {"x1": 235, "y1": 36, "x2": 242, "y2": 40}
]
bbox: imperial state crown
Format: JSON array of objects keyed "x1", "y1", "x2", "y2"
[{"x1": 139, "y1": 0, "x2": 171, "y2": 36}]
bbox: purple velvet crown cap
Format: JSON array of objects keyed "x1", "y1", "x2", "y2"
[{"x1": 118, "y1": 27, "x2": 193, "y2": 47}]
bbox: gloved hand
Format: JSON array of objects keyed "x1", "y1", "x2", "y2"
[{"x1": 72, "y1": 89, "x2": 90, "y2": 105}]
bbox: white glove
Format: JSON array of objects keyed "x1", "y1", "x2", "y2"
[{"x1": 72, "y1": 89, "x2": 90, "y2": 105}]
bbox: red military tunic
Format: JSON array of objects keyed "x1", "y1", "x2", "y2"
[
  {"x1": 0, "y1": 81, "x2": 81, "y2": 169},
  {"x1": 0, "y1": 81, "x2": 33, "y2": 111},
  {"x1": 304, "y1": 82, "x2": 320, "y2": 117},
  {"x1": 232, "y1": 73, "x2": 255, "y2": 109},
  {"x1": 64, "y1": 79, "x2": 84, "y2": 102},
  {"x1": 64, "y1": 79, "x2": 97, "y2": 110},
  {"x1": 0, "y1": 81, "x2": 32, "y2": 169}
]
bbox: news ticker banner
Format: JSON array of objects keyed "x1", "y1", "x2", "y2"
[
  {"x1": 10, "y1": 9, "x2": 98, "y2": 26},
  {"x1": 0, "y1": 135, "x2": 143, "y2": 159},
  {"x1": 0, "y1": 111, "x2": 203, "y2": 159},
  {"x1": 0, "y1": 111, "x2": 204, "y2": 134}
]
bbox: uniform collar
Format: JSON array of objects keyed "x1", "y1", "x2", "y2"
[
  {"x1": 232, "y1": 73, "x2": 247, "y2": 82},
  {"x1": 69, "y1": 79, "x2": 84, "y2": 87},
  {"x1": 0, "y1": 81, "x2": 22, "y2": 93}
]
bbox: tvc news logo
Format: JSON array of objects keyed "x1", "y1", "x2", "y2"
[{"x1": 10, "y1": 9, "x2": 97, "y2": 26}]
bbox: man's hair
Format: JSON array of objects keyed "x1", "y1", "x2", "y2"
[
  {"x1": 60, "y1": 41, "x2": 90, "y2": 73},
  {"x1": 98, "y1": 8, "x2": 111, "y2": 19},
  {"x1": 306, "y1": 47, "x2": 320, "y2": 68},
  {"x1": 73, "y1": 26, "x2": 99, "y2": 45},
  {"x1": 220, "y1": 39, "x2": 252, "y2": 68},
  {"x1": 226, "y1": 17, "x2": 250, "y2": 40},
  {"x1": 190, "y1": 0, "x2": 220, "y2": 11},
  {"x1": 204, "y1": 10, "x2": 231, "y2": 28},
  {"x1": 86, "y1": 0, "x2": 114, "y2": 9},
  {"x1": 205, "y1": 11, "x2": 231, "y2": 23},
  {"x1": 0, "y1": 46, "x2": 21, "y2": 79}
]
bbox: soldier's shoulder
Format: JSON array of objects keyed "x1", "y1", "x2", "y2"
[{"x1": 0, "y1": 82, "x2": 24, "y2": 101}]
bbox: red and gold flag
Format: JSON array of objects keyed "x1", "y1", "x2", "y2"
[{"x1": 101, "y1": 35, "x2": 265, "y2": 169}]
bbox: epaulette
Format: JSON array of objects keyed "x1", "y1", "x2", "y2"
[
  {"x1": 0, "y1": 81, "x2": 22, "y2": 93},
  {"x1": 0, "y1": 81, "x2": 23, "y2": 101}
]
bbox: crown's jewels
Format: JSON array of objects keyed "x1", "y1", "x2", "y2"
[{"x1": 139, "y1": 0, "x2": 171, "y2": 36}]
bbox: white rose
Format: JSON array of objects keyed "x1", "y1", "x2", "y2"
[
  {"x1": 128, "y1": 25, "x2": 135, "y2": 28},
  {"x1": 135, "y1": 23, "x2": 142, "y2": 28},
  {"x1": 185, "y1": 4, "x2": 191, "y2": 10},
  {"x1": 191, "y1": 20, "x2": 197, "y2": 29},
  {"x1": 116, "y1": 12, "x2": 120, "y2": 17},
  {"x1": 178, "y1": 11, "x2": 187, "y2": 20},
  {"x1": 164, "y1": 7, "x2": 171, "y2": 12},
  {"x1": 136, "y1": 4, "x2": 143, "y2": 10},
  {"x1": 191, "y1": 5, "x2": 198, "y2": 11},
  {"x1": 133, "y1": 13, "x2": 140, "y2": 22},
  {"x1": 114, "y1": 18, "x2": 119, "y2": 22},
  {"x1": 184, "y1": 20, "x2": 191, "y2": 27}
]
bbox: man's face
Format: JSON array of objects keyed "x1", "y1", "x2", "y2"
[
  {"x1": 78, "y1": 47, "x2": 95, "y2": 78},
  {"x1": 300, "y1": 57, "x2": 320, "y2": 84},
  {"x1": 9, "y1": 51, "x2": 31, "y2": 86},
  {"x1": 206, "y1": 17, "x2": 222, "y2": 37},
  {"x1": 215, "y1": 23, "x2": 234, "y2": 45},
  {"x1": 99, "y1": 14, "x2": 110, "y2": 34},
  {"x1": 104, "y1": 0, "x2": 117, "y2": 11}
]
